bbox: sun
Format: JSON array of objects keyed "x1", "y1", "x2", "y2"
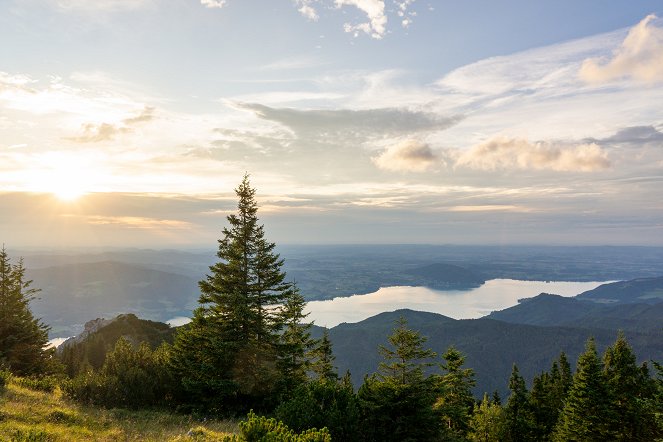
[
  {"x1": 28, "y1": 152, "x2": 100, "y2": 202},
  {"x1": 52, "y1": 183, "x2": 87, "y2": 202}
]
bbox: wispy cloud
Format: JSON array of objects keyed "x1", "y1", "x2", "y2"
[
  {"x1": 68, "y1": 106, "x2": 155, "y2": 143},
  {"x1": 372, "y1": 139, "x2": 438, "y2": 172},
  {"x1": 580, "y1": 14, "x2": 663, "y2": 84},
  {"x1": 86, "y1": 215, "x2": 193, "y2": 229},
  {"x1": 456, "y1": 137, "x2": 611, "y2": 172},
  {"x1": 234, "y1": 102, "x2": 462, "y2": 137}
]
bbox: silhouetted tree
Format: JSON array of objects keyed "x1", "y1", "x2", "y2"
[{"x1": 0, "y1": 246, "x2": 52, "y2": 375}]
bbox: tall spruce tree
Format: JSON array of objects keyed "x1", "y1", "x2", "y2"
[
  {"x1": 603, "y1": 332, "x2": 658, "y2": 441},
  {"x1": 553, "y1": 338, "x2": 616, "y2": 441},
  {"x1": 503, "y1": 364, "x2": 536, "y2": 442},
  {"x1": 276, "y1": 286, "x2": 315, "y2": 393},
  {"x1": 358, "y1": 317, "x2": 442, "y2": 442},
  {"x1": 0, "y1": 246, "x2": 52, "y2": 375},
  {"x1": 436, "y1": 346, "x2": 476, "y2": 440},
  {"x1": 310, "y1": 328, "x2": 338, "y2": 382},
  {"x1": 171, "y1": 175, "x2": 296, "y2": 410}
]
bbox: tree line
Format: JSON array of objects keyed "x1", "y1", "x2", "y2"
[{"x1": 1, "y1": 176, "x2": 662, "y2": 441}]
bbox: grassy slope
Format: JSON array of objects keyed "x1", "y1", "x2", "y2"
[{"x1": 0, "y1": 378, "x2": 237, "y2": 442}]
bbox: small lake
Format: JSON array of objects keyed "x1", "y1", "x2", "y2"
[{"x1": 305, "y1": 279, "x2": 609, "y2": 328}]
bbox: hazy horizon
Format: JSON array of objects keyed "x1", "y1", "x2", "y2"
[{"x1": 2, "y1": 1, "x2": 663, "y2": 248}]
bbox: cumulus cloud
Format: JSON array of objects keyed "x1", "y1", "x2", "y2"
[
  {"x1": 234, "y1": 102, "x2": 462, "y2": 137},
  {"x1": 372, "y1": 139, "x2": 437, "y2": 172},
  {"x1": 335, "y1": 0, "x2": 387, "y2": 39},
  {"x1": 200, "y1": 0, "x2": 227, "y2": 9},
  {"x1": 456, "y1": 137, "x2": 611, "y2": 172},
  {"x1": 580, "y1": 14, "x2": 663, "y2": 84},
  {"x1": 295, "y1": 0, "x2": 319, "y2": 20}
]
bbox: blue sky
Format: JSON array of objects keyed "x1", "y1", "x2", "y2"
[{"x1": 1, "y1": 0, "x2": 663, "y2": 247}]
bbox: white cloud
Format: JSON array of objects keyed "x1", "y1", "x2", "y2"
[
  {"x1": 456, "y1": 137, "x2": 611, "y2": 172},
  {"x1": 295, "y1": 0, "x2": 319, "y2": 20},
  {"x1": 580, "y1": 14, "x2": 663, "y2": 84},
  {"x1": 335, "y1": 0, "x2": 387, "y2": 39},
  {"x1": 200, "y1": 0, "x2": 227, "y2": 9},
  {"x1": 372, "y1": 139, "x2": 437, "y2": 172}
]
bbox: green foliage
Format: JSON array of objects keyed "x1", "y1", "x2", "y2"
[
  {"x1": 5, "y1": 427, "x2": 54, "y2": 442},
  {"x1": 62, "y1": 338, "x2": 176, "y2": 408},
  {"x1": 275, "y1": 376, "x2": 359, "y2": 441},
  {"x1": 309, "y1": 329, "x2": 337, "y2": 383},
  {"x1": 0, "y1": 370, "x2": 11, "y2": 389},
  {"x1": 0, "y1": 247, "x2": 52, "y2": 376},
  {"x1": 503, "y1": 364, "x2": 536, "y2": 442},
  {"x1": 276, "y1": 287, "x2": 316, "y2": 394},
  {"x1": 468, "y1": 393, "x2": 505, "y2": 442},
  {"x1": 435, "y1": 346, "x2": 476, "y2": 440},
  {"x1": 57, "y1": 313, "x2": 175, "y2": 377},
  {"x1": 357, "y1": 317, "x2": 442, "y2": 442},
  {"x1": 13, "y1": 375, "x2": 59, "y2": 393},
  {"x1": 603, "y1": 332, "x2": 659, "y2": 441},
  {"x1": 553, "y1": 338, "x2": 616, "y2": 441},
  {"x1": 528, "y1": 352, "x2": 573, "y2": 441},
  {"x1": 171, "y1": 176, "x2": 305, "y2": 411},
  {"x1": 221, "y1": 411, "x2": 331, "y2": 442}
]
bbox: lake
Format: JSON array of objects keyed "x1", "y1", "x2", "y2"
[{"x1": 305, "y1": 279, "x2": 609, "y2": 328}]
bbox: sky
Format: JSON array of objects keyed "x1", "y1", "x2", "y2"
[{"x1": 1, "y1": 0, "x2": 663, "y2": 248}]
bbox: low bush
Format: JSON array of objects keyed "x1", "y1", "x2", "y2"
[
  {"x1": 13, "y1": 375, "x2": 59, "y2": 393},
  {"x1": 222, "y1": 411, "x2": 331, "y2": 442},
  {"x1": 0, "y1": 370, "x2": 11, "y2": 388}
]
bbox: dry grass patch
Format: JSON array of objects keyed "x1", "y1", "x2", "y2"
[{"x1": 0, "y1": 378, "x2": 238, "y2": 441}]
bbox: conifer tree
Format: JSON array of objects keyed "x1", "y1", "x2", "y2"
[
  {"x1": 468, "y1": 393, "x2": 505, "y2": 442},
  {"x1": 435, "y1": 346, "x2": 476, "y2": 440},
  {"x1": 357, "y1": 317, "x2": 441, "y2": 441},
  {"x1": 171, "y1": 175, "x2": 296, "y2": 410},
  {"x1": 503, "y1": 364, "x2": 535, "y2": 442},
  {"x1": 0, "y1": 246, "x2": 52, "y2": 375},
  {"x1": 603, "y1": 332, "x2": 658, "y2": 441},
  {"x1": 553, "y1": 338, "x2": 615, "y2": 441},
  {"x1": 277, "y1": 286, "x2": 315, "y2": 392},
  {"x1": 310, "y1": 328, "x2": 338, "y2": 382}
]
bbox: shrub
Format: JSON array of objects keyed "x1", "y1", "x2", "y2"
[
  {"x1": 275, "y1": 378, "x2": 358, "y2": 441},
  {"x1": 222, "y1": 411, "x2": 331, "y2": 442},
  {"x1": 7, "y1": 427, "x2": 54, "y2": 442},
  {"x1": 14, "y1": 375, "x2": 59, "y2": 393},
  {"x1": 0, "y1": 369, "x2": 11, "y2": 388},
  {"x1": 62, "y1": 338, "x2": 177, "y2": 408}
]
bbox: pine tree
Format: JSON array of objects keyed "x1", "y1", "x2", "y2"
[
  {"x1": 553, "y1": 338, "x2": 615, "y2": 441},
  {"x1": 468, "y1": 393, "x2": 505, "y2": 442},
  {"x1": 357, "y1": 317, "x2": 441, "y2": 442},
  {"x1": 310, "y1": 328, "x2": 338, "y2": 382},
  {"x1": 377, "y1": 316, "x2": 437, "y2": 386},
  {"x1": 603, "y1": 332, "x2": 658, "y2": 441},
  {"x1": 277, "y1": 286, "x2": 315, "y2": 393},
  {"x1": 503, "y1": 364, "x2": 535, "y2": 442},
  {"x1": 435, "y1": 346, "x2": 476, "y2": 440},
  {"x1": 0, "y1": 246, "x2": 52, "y2": 375},
  {"x1": 170, "y1": 175, "x2": 295, "y2": 410}
]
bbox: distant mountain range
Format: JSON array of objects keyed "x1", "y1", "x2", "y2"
[
  {"x1": 28, "y1": 261, "x2": 199, "y2": 336},
  {"x1": 56, "y1": 275, "x2": 663, "y2": 398}
]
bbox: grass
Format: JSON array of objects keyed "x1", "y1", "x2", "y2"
[{"x1": 0, "y1": 377, "x2": 238, "y2": 441}]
